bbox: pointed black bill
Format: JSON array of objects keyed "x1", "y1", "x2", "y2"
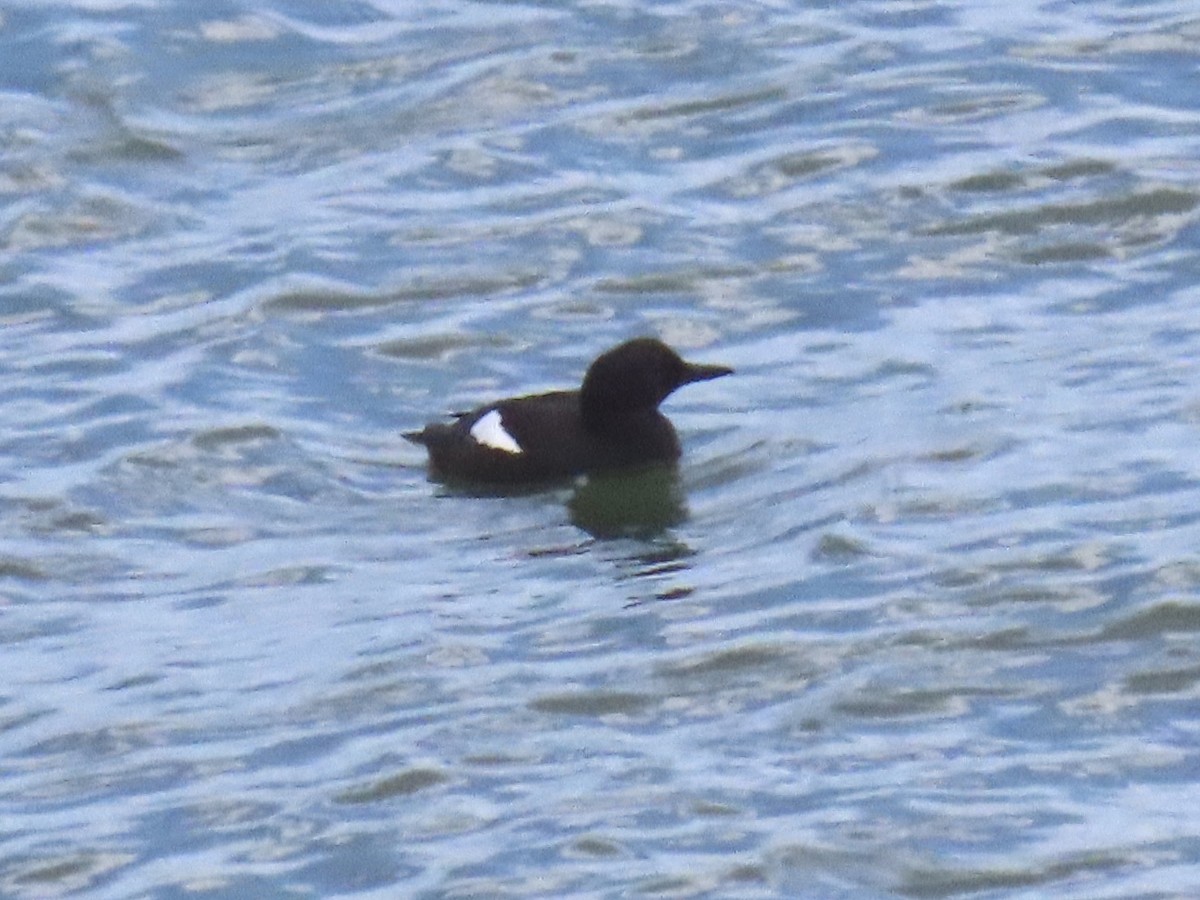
[{"x1": 681, "y1": 360, "x2": 734, "y2": 385}]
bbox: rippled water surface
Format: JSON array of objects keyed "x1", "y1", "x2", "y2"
[{"x1": 4, "y1": 1, "x2": 1200, "y2": 897}]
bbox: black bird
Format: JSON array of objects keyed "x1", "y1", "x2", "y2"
[{"x1": 405, "y1": 337, "x2": 733, "y2": 484}]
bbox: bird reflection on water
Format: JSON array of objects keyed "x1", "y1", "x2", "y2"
[
  {"x1": 431, "y1": 462, "x2": 689, "y2": 541},
  {"x1": 568, "y1": 464, "x2": 688, "y2": 540}
]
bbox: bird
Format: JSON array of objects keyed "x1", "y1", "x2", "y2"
[{"x1": 404, "y1": 337, "x2": 732, "y2": 484}]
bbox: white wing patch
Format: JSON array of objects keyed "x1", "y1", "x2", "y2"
[{"x1": 469, "y1": 409, "x2": 523, "y2": 455}]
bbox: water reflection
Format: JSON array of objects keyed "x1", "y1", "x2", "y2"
[
  {"x1": 430, "y1": 463, "x2": 689, "y2": 540},
  {"x1": 568, "y1": 465, "x2": 688, "y2": 540}
]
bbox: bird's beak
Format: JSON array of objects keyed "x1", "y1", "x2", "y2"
[{"x1": 682, "y1": 361, "x2": 734, "y2": 384}]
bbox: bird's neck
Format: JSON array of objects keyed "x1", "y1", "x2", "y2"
[{"x1": 581, "y1": 399, "x2": 660, "y2": 434}]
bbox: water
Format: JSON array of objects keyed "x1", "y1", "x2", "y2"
[{"x1": 3, "y1": 1, "x2": 1200, "y2": 897}]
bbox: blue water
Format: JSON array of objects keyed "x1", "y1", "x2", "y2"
[{"x1": 4, "y1": 1, "x2": 1200, "y2": 897}]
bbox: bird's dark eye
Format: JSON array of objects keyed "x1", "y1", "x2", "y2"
[{"x1": 670, "y1": 358, "x2": 686, "y2": 388}]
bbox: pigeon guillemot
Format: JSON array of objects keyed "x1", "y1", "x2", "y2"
[{"x1": 405, "y1": 337, "x2": 732, "y2": 484}]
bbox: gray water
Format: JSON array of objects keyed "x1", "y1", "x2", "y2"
[{"x1": 4, "y1": 1, "x2": 1200, "y2": 897}]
